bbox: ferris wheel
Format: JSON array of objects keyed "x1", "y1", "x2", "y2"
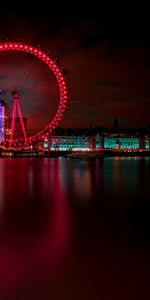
[{"x1": 0, "y1": 42, "x2": 69, "y2": 145}]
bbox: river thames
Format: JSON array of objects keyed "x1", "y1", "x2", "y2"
[{"x1": 0, "y1": 157, "x2": 150, "y2": 299}]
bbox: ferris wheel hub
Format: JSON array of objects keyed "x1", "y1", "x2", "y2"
[{"x1": 12, "y1": 90, "x2": 18, "y2": 97}]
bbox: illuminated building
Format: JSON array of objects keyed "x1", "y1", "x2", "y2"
[
  {"x1": 0, "y1": 100, "x2": 10, "y2": 142},
  {"x1": 43, "y1": 134, "x2": 145, "y2": 151},
  {"x1": 102, "y1": 127, "x2": 150, "y2": 150},
  {"x1": 95, "y1": 134, "x2": 101, "y2": 149},
  {"x1": 45, "y1": 128, "x2": 94, "y2": 151},
  {"x1": 49, "y1": 135, "x2": 93, "y2": 151},
  {"x1": 145, "y1": 135, "x2": 150, "y2": 149},
  {"x1": 42, "y1": 127, "x2": 150, "y2": 151},
  {"x1": 104, "y1": 137, "x2": 140, "y2": 149}
]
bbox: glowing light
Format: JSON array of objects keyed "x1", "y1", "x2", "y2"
[
  {"x1": 11, "y1": 91, "x2": 27, "y2": 143},
  {"x1": 0, "y1": 42, "x2": 69, "y2": 143}
]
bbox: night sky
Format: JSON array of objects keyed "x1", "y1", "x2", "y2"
[{"x1": 0, "y1": 3, "x2": 150, "y2": 129}]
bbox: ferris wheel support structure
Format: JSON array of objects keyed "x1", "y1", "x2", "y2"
[{"x1": 11, "y1": 91, "x2": 27, "y2": 144}]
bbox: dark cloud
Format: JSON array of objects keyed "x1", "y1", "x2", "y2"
[{"x1": 95, "y1": 81, "x2": 123, "y2": 91}]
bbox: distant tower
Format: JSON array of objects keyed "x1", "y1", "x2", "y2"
[
  {"x1": 11, "y1": 91, "x2": 27, "y2": 143},
  {"x1": 114, "y1": 116, "x2": 119, "y2": 129},
  {"x1": 0, "y1": 100, "x2": 10, "y2": 142}
]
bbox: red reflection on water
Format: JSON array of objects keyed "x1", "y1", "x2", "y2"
[
  {"x1": 0, "y1": 158, "x2": 70, "y2": 298},
  {"x1": 73, "y1": 163, "x2": 92, "y2": 206},
  {"x1": 0, "y1": 160, "x2": 5, "y2": 224}
]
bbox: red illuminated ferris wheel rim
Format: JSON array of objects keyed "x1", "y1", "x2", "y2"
[{"x1": 0, "y1": 42, "x2": 69, "y2": 142}]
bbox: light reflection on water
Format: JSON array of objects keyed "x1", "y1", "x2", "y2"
[
  {"x1": 0, "y1": 158, "x2": 71, "y2": 299},
  {"x1": 0, "y1": 157, "x2": 150, "y2": 299},
  {"x1": 73, "y1": 164, "x2": 92, "y2": 205},
  {"x1": 0, "y1": 160, "x2": 4, "y2": 217}
]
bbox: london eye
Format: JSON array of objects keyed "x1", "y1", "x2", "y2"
[{"x1": 0, "y1": 42, "x2": 69, "y2": 146}]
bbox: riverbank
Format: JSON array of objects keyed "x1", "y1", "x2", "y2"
[
  {"x1": 0, "y1": 149, "x2": 150, "y2": 157},
  {"x1": 102, "y1": 149, "x2": 150, "y2": 156}
]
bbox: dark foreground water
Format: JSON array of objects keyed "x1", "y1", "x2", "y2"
[{"x1": 0, "y1": 157, "x2": 150, "y2": 299}]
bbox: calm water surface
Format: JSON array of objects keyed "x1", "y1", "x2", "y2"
[{"x1": 0, "y1": 157, "x2": 150, "y2": 299}]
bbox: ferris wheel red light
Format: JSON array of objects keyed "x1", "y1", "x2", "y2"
[{"x1": 0, "y1": 41, "x2": 70, "y2": 143}]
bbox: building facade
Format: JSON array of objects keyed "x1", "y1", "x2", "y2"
[
  {"x1": 42, "y1": 128, "x2": 150, "y2": 151},
  {"x1": 0, "y1": 100, "x2": 10, "y2": 142},
  {"x1": 46, "y1": 135, "x2": 94, "y2": 151},
  {"x1": 103, "y1": 137, "x2": 140, "y2": 149}
]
